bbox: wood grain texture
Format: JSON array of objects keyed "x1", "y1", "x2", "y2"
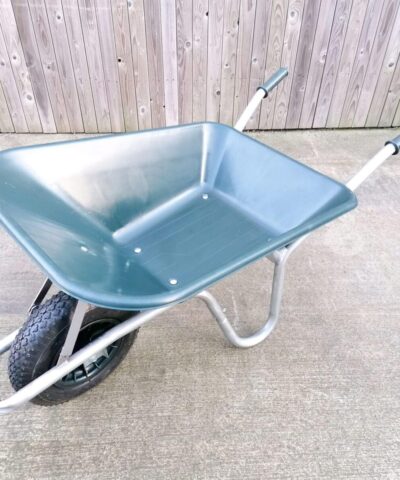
[
  {"x1": 62, "y1": 0, "x2": 97, "y2": 132},
  {"x1": 339, "y1": 0, "x2": 384, "y2": 127},
  {"x1": 160, "y1": 0, "x2": 179, "y2": 126},
  {"x1": 192, "y1": 0, "x2": 208, "y2": 122},
  {"x1": 299, "y1": 0, "x2": 337, "y2": 128},
  {"x1": 176, "y1": 0, "x2": 193, "y2": 124},
  {"x1": 0, "y1": 0, "x2": 398, "y2": 132},
  {"x1": 78, "y1": 0, "x2": 111, "y2": 132},
  {"x1": 353, "y1": 0, "x2": 399, "y2": 127},
  {"x1": 246, "y1": 0, "x2": 273, "y2": 129},
  {"x1": 286, "y1": 0, "x2": 321, "y2": 128},
  {"x1": 144, "y1": 0, "x2": 165, "y2": 128},
  {"x1": 0, "y1": 0, "x2": 41, "y2": 132},
  {"x1": 219, "y1": 0, "x2": 240, "y2": 125},
  {"x1": 11, "y1": 0, "x2": 56, "y2": 132},
  {"x1": 259, "y1": 0, "x2": 288, "y2": 129},
  {"x1": 127, "y1": 0, "x2": 151, "y2": 130},
  {"x1": 233, "y1": 0, "x2": 256, "y2": 124},
  {"x1": 368, "y1": 4, "x2": 400, "y2": 127},
  {"x1": 111, "y1": 0, "x2": 139, "y2": 131},
  {"x1": 206, "y1": 0, "x2": 224, "y2": 122},
  {"x1": 313, "y1": 0, "x2": 352, "y2": 128},
  {"x1": 326, "y1": 0, "x2": 369, "y2": 128}
]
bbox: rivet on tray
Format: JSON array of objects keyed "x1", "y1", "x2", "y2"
[
  {"x1": 80, "y1": 245, "x2": 88, "y2": 252},
  {"x1": 202, "y1": 193, "x2": 209, "y2": 200},
  {"x1": 133, "y1": 247, "x2": 142, "y2": 254},
  {"x1": 169, "y1": 278, "x2": 178, "y2": 285}
]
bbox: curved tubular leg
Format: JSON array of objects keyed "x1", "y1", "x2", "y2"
[
  {"x1": 0, "y1": 329, "x2": 19, "y2": 356},
  {"x1": 197, "y1": 254, "x2": 287, "y2": 348}
]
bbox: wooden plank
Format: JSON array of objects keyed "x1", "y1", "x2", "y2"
[
  {"x1": 245, "y1": 0, "x2": 273, "y2": 129},
  {"x1": 127, "y1": 0, "x2": 151, "y2": 130},
  {"x1": 95, "y1": 0, "x2": 124, "y2": 132},
  {"x1": 233, "y1": 0, "x2": 256, "y2": 125},
  {"x1": 11, "y1": 0, "x2": 56, "y2": 132},
  {"x1": 45, "y1": 0, "x2": 84, "y2": 133},
  {"x1": 313, "y1": 0, "x2": 352, "y2": 128},
  {"x1": 160, "y1": 0, "x2": 178, "y2": 126},
  {"x1": 273, "y1": 0, "x2": 304, "y2": 129},
  {"x1": 299, "y1": 0, "x2": 337, "y2": 128},
  {"x1": 192, "y1": 0, "x2": 208, "y2": 122},
  {"x1": 144, "y1": 0, "x2": 165, "y2": 128},
  {"x1": 0, "y1": 27, "x2": 28, "y2": 131},
  {"x1": 206, "y1": 0, "x2": 224, "y2": 122},
  {"x1": 339, "y1": 0, "x2": 384, "y2": 127},
  {"x1": 62, "y1": 0, "x2": 97, "y2": 132},
  {"x1": 176, "y1": 0, "x2": 193, "y2": 124},
  {"x1": 393, "y1": 98, "x2": 400, "y2": 126},
  {"x1": 326, "y1": 0, "x2": 368, "y2": 128},
  {"x1": 368, "y1": 4, "x2": 400, "y2": 127},
  {"x1": 28, "y1": 0, "x2": 70, "y2": 132},
  {"x1": 111, "y1": 0, "x2": 138, "y2": 131},
  {"x1": 219, "y1": 0, "x2": 240, "y2": 125},
  {"x1": 285, "y1": 0, "x2": 321, "y2": 129},
  {"x1": 0, "y1": 80, "x2": 14, "y2": 132},
  {"x1": 353, "y1": 0, "x2": 398, "y2": 127},
  {"x1": 78, "y1": 0, "x2": 111, "y2": 132},
  {"x1": 0, "y1": 0, "x2": 41, "y2": 132},
  {"x1": 379, "y1": 56, "x2": 400, "y2": 127},
  {"x1": 259, "y1": 0, "x2": 288, "y2": 129}
]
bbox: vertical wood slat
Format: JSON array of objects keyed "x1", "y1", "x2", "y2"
[
  {"x1": 144, "y1": 0, "x2": 165, "y2": 128},
  {"x1": 0, "y1": 80, "x2": 14, "y2": 132},
  {"x1": 12, "y1": 0, "x2": 56, "y2": 132},
  {"x1": 206, "y1": 0, "x2": 224, "y2": 122},
  {"x1": 245, "y1": 0, "x2": 272, "y2": 129},
  {"x1": 127, "y1": 0, "x2": 151, "y2": 130},
  {"x1": 285, "y1": 0, "x2": 321, "y2": 128},
  {"x1": 28, "y1": 0, "x2": 70, "y2": 132},
  {"x1": 233, "y1": 0, "x2": 256, "y2": 124},
  {"x1": 219, "y1": 0, "x2": 240, "y2": 125},
  {"x1": 393, "y1": 97, "x2": 400, "y2": 126},
  {"x1": 45, "y1": 0, "x2": 84, "y2": 133},
  {"x1": 176, "y1": 0, "x2": 193, "y2": 124},
  {"x1": 259, "y1": 0, "x2": 288, "y2": 129},
  {"x1": 339, "y1": 0, "x2": 384, "y2": 127},
  {"x1": 160, "y1": 0, "x2": 179, "y2": 126},
  {"x1": 353, "y1": 0, "x2": 399, "y2": 127},
  {"x1": 192, "y1": 0, "x2": 208, "y2": 122},
  {"x1": 313, "y1": 0, "x2": 352, "y2": 128},
  {"x1": 299, "y1": 0, "x2": 337, "y2": 128},
  {"x1": 273, "y1": 0, "x2": 304, "y2": 129},
  {"x1": 0, "y1": 0, "x2": 42, "y2": 132},
  {"x1": 111, "y1": 0, "x2": 139, "y2": 131},
  {"x1": 62, "y1": 0, "x2": 97, "y2": 132},
  {"x1": 367, "y1": 4, "x2": 400, "y2": 127},
  {"x1": 95, "y1": 0, "x2": 125, "y2": 132},
  {"x1": 0, "y1": 27, "x2": 28, "y2": 132},
  {"x1": 78, "y1": 0, "x2": 111, "y2": 132},
  {"x1": 379, "y1": 56, "x2": 400, "y2": 127}
]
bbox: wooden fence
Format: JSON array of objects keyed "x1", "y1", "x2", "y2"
[{"x1": 0, "y1": 0, "x2": 399, "y2": 133}]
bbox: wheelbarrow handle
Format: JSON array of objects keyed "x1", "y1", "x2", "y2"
[
  {"x1": 234, "y1": 68, "x2": 288, "y2": 131},
  {"x1": 257, "y1": 68, "x2": 289, "y2": 98}
]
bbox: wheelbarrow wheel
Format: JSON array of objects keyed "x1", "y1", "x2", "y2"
[{"x1": 8, "y1": 291, "x2": 139, "y2": 406}]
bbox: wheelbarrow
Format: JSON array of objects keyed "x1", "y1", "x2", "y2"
[{"x1": 0, "y1": 68, "x2": 398, "y2": 413}]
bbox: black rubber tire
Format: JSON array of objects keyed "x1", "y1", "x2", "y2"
[{"x1": 8, "y1": 292, "x2": 139, "y2": 406}]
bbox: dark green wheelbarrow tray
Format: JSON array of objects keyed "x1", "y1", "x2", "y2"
[{"x1": 0, "y1": 68, "x2": 398, "y2": 413}]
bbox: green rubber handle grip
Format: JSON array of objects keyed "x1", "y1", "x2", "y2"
[{"x1": 257, "y1": 68, "x2": 288, "y2": 98}]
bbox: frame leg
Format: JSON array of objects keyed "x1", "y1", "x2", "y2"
[
  {"x1": 197, "y1": 255, "x2": 287, "y2": 348},
  {"x1": 56, "y1": 301, "x2": 87, "y2": 365}
]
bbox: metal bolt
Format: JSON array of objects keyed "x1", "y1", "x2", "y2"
[
  {"x1": 202, "y1": 193, "x2": 209, "y2": 200},
  {"x1": 169, "y1": 279, "x2": 178, "y2": 285},
  {"x1": 80, "y1": 245, "x2": 88, "y2": 252},
  {"x1": 134, "y1": 247, "x2": 142, "y2": 254}
]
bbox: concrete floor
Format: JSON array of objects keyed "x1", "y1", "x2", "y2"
[{"x1": 0, "y1": 128, "x2": 399, "y2": 479}]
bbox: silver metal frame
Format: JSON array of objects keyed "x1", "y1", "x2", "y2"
[{"x1": 0, "y1": 68, "x2": 397, "y2": 414}]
